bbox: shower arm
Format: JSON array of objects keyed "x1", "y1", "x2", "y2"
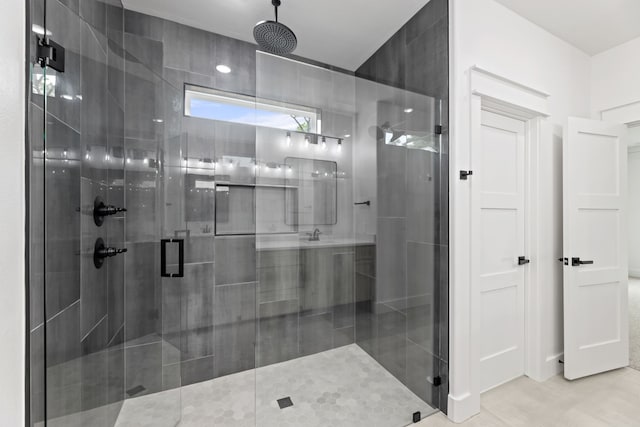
[{"x1": 273, "y1": 0, "x2": 280, "y2": 22}]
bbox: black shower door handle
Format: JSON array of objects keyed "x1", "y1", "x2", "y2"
[{"x1": 161, "y1": 239, "x2": 184, "y2": 278}]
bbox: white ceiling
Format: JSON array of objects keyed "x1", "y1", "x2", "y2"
[
  {"x1": 122, "y1": 0, "x2": 431, "y2": 71},
  {"x1": 494, "y1": 0, "x2": 640, "y2": 55}
]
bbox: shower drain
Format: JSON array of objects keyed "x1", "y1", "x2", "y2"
[{"x1": 277, "y1": 396, "x2": 294, "y2": 409}]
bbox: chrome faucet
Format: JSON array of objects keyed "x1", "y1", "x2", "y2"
[{"x1": 307, "y1": 228, "x2": 322, "y2": 241}]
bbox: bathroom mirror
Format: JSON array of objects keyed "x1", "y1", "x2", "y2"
[{"x1": 285, "y1": 157, "x2": 338, "y2": 226}]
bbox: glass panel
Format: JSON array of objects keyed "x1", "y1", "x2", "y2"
[
  {"x1": 255, "y1": 50, "x2": 445, "y2": 426},
  {"x1": 116, "y1": 24, "x2": 183, "y2": 427},
  {"x1": 30, "y1": 0, "x2": 184, "y2": 425}
]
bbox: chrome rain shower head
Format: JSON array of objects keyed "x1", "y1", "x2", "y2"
[{"x1": 254, "y1": 0, "x2": 297, "y2": 55}]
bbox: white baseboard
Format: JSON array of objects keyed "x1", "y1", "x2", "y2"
[
  {"x1": 534, "y1": 353, "x2": 563, "y2": 382},
  {"x1": 629, "y1": 269, "x2": 640, "y2": 278},
  {"x1": 447, "y1": 392, "x2": 480, "y2": 423}
]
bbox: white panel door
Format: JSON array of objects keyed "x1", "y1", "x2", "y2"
[
  {"x1": 473, "y1": 110, "x2": 527, "y2": 392},
  {"x1": 563, "y1": 118, "x2": 629, "y2": 380}
]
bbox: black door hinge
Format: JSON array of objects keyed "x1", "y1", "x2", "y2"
[
  {"x1": 460, "y1": 170, "x2": 473, "y2": 180},
  {"x1": 37, "y1": 37, "x2": 65, "y2": 72},
  {"x1": 433, "y1": 376, "x2": 442, "y2": 386},
  {"x1": 435, "y1": 125, "x2": 443, "y2": 135}
]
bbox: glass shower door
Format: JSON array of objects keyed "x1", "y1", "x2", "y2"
[{"x1": 29, "y1": 0, "x2": 144, "y2": 425}]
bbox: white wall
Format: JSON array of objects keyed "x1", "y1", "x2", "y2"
[
  {"x1": 629, "y1": 148, "x2": 640, "y2": 277},
  {"x1": 591, "y1": 36, "x2": 640, "y2": 116},
  {"x1": 0, "y1": 0, "x2": 25, "y2": 425},
  {"x1": 449, "y1": 0, "x2": 592, "y2": 421}
]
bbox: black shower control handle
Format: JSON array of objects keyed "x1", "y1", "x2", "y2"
[
  {"x1": 94, "y1": 196, "x2": 127, "y2": 226},
  {"x1": 97, "y1": 247, "x2": 128, "y2": 258},
  {"x1": 94, "y1": 238, "x2": 127, "y2": 269},
  {"x1": 97, "y1": 205, "x2": 127, "y2": 216}
]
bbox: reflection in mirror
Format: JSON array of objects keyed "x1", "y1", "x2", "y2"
[{"x1": 284, "y1": 157, "x2": 338, "y2": 226}]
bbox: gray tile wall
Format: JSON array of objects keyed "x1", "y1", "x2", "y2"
[
  {"x1": 28, "y1": 0, "x2": 126, "y2": 425},
  {"x1": 355, "y1": 0, "x2": 450, "y2": 413},
  {"x1": 120, "y1": 10, "x2": 360, "y2": 396}
]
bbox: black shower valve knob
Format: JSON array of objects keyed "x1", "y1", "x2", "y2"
[
  {"x1": 94, "y1": 237, "x2": 127, "y2": 269},
  {"x1": 97, "y1": 205, "x2": 127, "y2": 216},
  {"x1": 94, "y1": 195, "x2": 127, "y2": 226},
  {"x1": 97, "y1": 246, "x2": 128, "y2": 258}
]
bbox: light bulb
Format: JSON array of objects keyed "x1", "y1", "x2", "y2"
[{"x1": 286, "y1": 132, "x2": 291, "y2": 147}]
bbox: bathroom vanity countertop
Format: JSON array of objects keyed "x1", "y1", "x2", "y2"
[{"x1": 256, "y1": 236, "x2": 375, "y2": 251}]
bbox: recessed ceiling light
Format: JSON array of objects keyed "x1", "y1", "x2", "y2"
[
  {"x1": 153, "y1": 118, "x2": 164, "y2": 123},
  {"x1": 61, "y1": 94, "x2": 73, "y2": 100},
  {"x1": 216, "y1": 64, "x2": 231, "y2": 74},
  {"x1": 404, "y1": 108, "x2": 414, "y2": 113},
  {"x1": 344, "y1": 134, "x2": 351, "y2": 138}
]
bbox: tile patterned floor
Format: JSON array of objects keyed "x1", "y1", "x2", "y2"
[
  {"x1": 116, "y1": 344, "x2": 437, "y2": 427},
  {"x1": 416, "y1": 368, "x2": 640, "y2": 427}
]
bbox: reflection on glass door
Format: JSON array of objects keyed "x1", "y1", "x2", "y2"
[{"x1": 254, "y1": 51, "x2": 447, "y2": 427}]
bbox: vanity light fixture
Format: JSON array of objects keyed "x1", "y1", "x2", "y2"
[
  {"x1": 216, "y1": 64, "x2": 231, "y2": 74},
  {"x1": 304, "y1": 135, "x2": 310, "y2": 147},
  {"x1": 337, "y1": 138, "x2": 343, "y2": 152},
  {"x1": 286, "y1": 131, "x2": 291, "y2": 147},
  {"x1": 321, "y1": 136, "x2": 327, "y2": 150}
]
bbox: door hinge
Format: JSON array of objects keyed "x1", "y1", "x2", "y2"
[
  {"x1": 460, "y1": 170, "x2": 473, "y2": 180},
  {"x1": 433, "y1": 376, "x2": 442, "y2": 386},
  {"x1": 435, "y1": 125, "x2": 443, "y2": 135},
  {"x1": 37, "y1": 37, "x2": 65, "y2": 72}
]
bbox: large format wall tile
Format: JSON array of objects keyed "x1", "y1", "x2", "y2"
[
  {"x1": 214, "y1": 282, "x2": 257, "y2": 377},
  {"x1": 215, "y1": 236, "x2": 257, "y2": 285},
  {"x1": 45, "y1": 114, "x2": 81, "y2": 321},
  {"x1": 80, "y1": 178, "x2": 108, "y2": 338},
  {"x1": 376, "y1": 218, "x2": 407, "y2": 306},
  {"x1": 181, "y1": 356, "x2": 215, "y2": 386},
  {"x1": 181, "y1": 264, "x2": 215, "y2": 361},
  {"x1": 125, "y1": 242, "x2": 161, "y2": 342},
  {"x1": 163, "y1": 20, "x2": 215, "y2": 75},
  {"x1": 80, "y1": 316, "x2": 109, "y2": 425},
  {"x1": 257, "y1": 299, "x2": 299, "y2": 367}
]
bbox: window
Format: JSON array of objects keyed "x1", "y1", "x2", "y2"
[{"x1": 184, "y1": 85, "x2": 321, "y2": 133}]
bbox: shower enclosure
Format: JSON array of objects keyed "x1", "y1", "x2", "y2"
[{"x1": 27, "y1": 1, "x2": 449, "y2": 426}]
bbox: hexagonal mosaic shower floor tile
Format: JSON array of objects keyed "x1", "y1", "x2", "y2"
[{"x1": 116, "y1": 344, "x2": 437, "y2": 427}]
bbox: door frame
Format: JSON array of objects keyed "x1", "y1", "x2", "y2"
[{"x1": 448, "y1": 65, "x2": 553, "y2": 421}]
